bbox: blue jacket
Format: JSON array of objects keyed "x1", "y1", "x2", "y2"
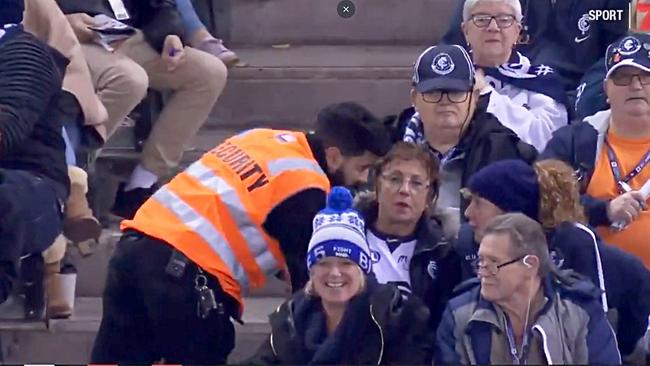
[
  {"x1": 454, "y1": 221, "x2": 650, "y2": 356},
  {"x1": 443, "y1": 0, "x2": 629, "y2": 90},
  {"x1": 539, "y1": 109, "x2": 612, "y2": 227},
  {"x1": 435, "y1": 273, "x2": 622, "y2": 364}
]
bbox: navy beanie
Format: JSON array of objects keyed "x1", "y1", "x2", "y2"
[
  {"x1": 0, "y1": 0, "x2": 24, "y2": 25},
  {"x1": 467, "y1": 160, "x2": 540, "y2": 220}
]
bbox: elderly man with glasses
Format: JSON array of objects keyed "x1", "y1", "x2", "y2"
[
  {"x1": 399, "y1": 44, "x2": 536, "y2": 237},
  {"x1": 541, "y1": 33, "x2": 650, "y2": 270},
  {"x1": 435, "y1": 213, "x2": 621, "y2": 365}
]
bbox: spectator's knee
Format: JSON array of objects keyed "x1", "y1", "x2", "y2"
[
  {"x1": 190, "y1": 52, "x2": 228, "y2": 96},
  {"x1": 108, "y1": 60, "x2": 149, "y2": 103}
]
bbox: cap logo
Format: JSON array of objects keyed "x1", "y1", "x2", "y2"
[
  {"x1": 432, "y1": 53, "x2": 455, "y2": 75},
  {"x1": 619, "y1": 36, "x2": 641, "y2": 56}
]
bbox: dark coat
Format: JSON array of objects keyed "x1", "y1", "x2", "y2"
[
  {"x1": 0, "y1": 26, "x2": 69, "y2": 198},
  {"x1": 388, "y1": 97, "x2": 538, "y2": 215},
  {"x1": 55, "y1": 0, "x2": 184, "y2": 52},
  {"x1": 248, "y1": 279, "x2": 433, "y2": 365},
  {"x1": 355, "y1": 194, "x2": 463, "y2": 332}
]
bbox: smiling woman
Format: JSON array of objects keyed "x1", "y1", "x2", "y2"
[{"x1": 248, "y1": 187, "x2": 434, "y2": 365}]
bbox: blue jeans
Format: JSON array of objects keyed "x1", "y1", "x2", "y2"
[{"x1": 175, "y1": 0, "x2": 207, "y2": 39}]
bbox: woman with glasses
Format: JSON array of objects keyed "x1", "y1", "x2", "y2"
[
  {"x1": 397, "y1": 44, "x2": 536, "y2": 237},
  {"x1": 455, "y1": 158, "x2": 650, "y2": 362},
  {"x1": 435, "y1": 213, "x2": 621, "y2": 365},
  {"x1": 354, "y1": 142, "x2": 463, "y2": 333}
]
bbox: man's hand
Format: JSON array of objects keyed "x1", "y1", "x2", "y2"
[
  {"x1": 66, "y1": 13, "x2": 96, "y2": 43},
  {"x1": 607, "y1": 191, "x2": 646, "y2": 224},
  {"x1": 161, "y1": 35, "x2": 186, "y2": 72}
]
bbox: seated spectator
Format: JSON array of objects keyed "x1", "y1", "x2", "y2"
[
  {"x1": 174, "y1": 0, "x2": 239, "y2": 67},
  {"x1": 0, "y1": 0, "x2": 69, "y2": 303},
  {"x1": 541, "y1": 32, "x2": 650, "y2": 268},
  {"x1": 444, "y1": 0, "x2": 629, "y2": 93},
  {"x1": 250, "y1": 187, "x2": 433, "y2": 365},
  {"x1": 455, "y1": 159, "x2": 650, "y2": 359},
  {"x1": 400, "y1": 44, "x2": 536, "y2": 235},
  {"x1": 56, "y1": 0, "x2": 228, "y2": 219},
  {"x1": 354, "y1": 142, "x2": 463, "y2": 332},
  {"x1": 454, "y1": 0, "x2": 568, "y2": 151},
  {"x1": 435, "y1": 213, "x2": 621, "y2": 365},
  {"x1": 23, "y1": 0, "x2": 107, "y2": 244}
]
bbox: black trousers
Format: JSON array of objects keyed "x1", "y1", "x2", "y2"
[{"x1": 90, "y1": 231, "x2": 236, "y2": 364}]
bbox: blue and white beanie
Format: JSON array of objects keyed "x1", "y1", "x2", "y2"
[{"x1": 306, "y1": 186, "x2": 372, "y2": 274}]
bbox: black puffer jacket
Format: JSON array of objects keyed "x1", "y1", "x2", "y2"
[
  {"x1": 249, "y1": 278, "x2": 433, "y2": 365},
  {"x1": 355, "y1": 193, "x2": 463, "y2": 332},
  {"x1": 55, "y1": 0, "x2": 184, "y2": 52}
]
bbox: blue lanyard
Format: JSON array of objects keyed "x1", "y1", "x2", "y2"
[
  {"x1": 604, "y1": 139, "x2": 650, "y2": 194},
  {"x1": 504, "y1": 316, "x2": 530, "y2": 365}
]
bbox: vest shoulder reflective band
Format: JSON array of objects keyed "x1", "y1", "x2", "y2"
[{"x1": 122, "y1": 128, "x2": 330, "y2": 306}]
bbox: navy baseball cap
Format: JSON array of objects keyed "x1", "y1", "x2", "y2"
[
  {"x1": 605, "y1": 33, "x2": 650, "y2": 80},
  {"x1": 412, "y1": 44, "x2": 476, "y2": 93}
]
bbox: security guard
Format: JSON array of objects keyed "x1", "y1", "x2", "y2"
[{"x1": 90, "y1": 102, "x2": 392, "y2": 364}]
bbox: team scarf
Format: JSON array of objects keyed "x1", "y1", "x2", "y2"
[{"x1": 404, "y1": 51, "x2": 567, "y2": 145}]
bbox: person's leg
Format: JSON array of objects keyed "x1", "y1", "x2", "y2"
[
  {"x1": 81, "y1": 43, "x2": 149, "y2": 138},
  {"x1": 137, "y1": 237, "x2": 236, "y2": 363},
  {"x1": 111, "y1": 33, "x2": 227, "y2": 218},
  {"x1": 91, "y1": 233, "x2": 157, "y2": 363},
  {"x1": 0, "y1": 169, "x2": 64, "y2": 303},
  {"x1": 174, "y1": 0, "x2": 240, "y2": 67}
]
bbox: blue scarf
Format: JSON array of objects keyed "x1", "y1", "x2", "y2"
[
  {"x1": 404, "y1": 51, "x2": 567, "y2": 146},
  {"x1": 483, "y1": 51, "x2": 568, "y2": 105}
]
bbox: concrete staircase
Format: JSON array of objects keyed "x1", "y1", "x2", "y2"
[{"x1": 0, "y1": 0, "x2": 457, "y2": 363}]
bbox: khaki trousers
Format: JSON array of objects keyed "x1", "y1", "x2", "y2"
[{"x1": 81, "y1": 32, "x2": 227, "y2": 175}]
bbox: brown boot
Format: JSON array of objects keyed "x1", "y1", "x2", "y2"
[
  {"x1": 64, "y1": 166, "x2": 102, "y2": 243},
  {"x1": 44, "y1": 235, "x2": 75, "y2": 319}
]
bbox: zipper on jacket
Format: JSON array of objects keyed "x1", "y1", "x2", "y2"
[
  {"x1": 369, "y1": 304, "x2": 385, "y2": 365},
  {"x1": 532, "y1": 324, "x2": 553, "y2": 364}
]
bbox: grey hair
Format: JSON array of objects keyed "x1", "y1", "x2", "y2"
[
  {"x1": 482, "y1": 213, "x2": 551, "y2": 277},
  {"x1": 462, "y1": 0, "x2": 523, "y2": 22}
]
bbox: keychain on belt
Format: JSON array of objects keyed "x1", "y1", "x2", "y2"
[{"x1": 194, "y1": 268, "x2": 224, "y2": 319}]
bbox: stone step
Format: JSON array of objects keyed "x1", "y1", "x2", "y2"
[
  {"x1": 0, "y1": 296, "x2": 284, "y2": 364},
  {"x1": 217, "y1": 0, "x2": 456, "y2": 46},
  {"x1": 208, "y1": 45, "x2": 422, "y2": 131}
]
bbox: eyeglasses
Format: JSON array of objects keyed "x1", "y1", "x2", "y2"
[
  {"x1": 380, "y1": 174, "x2": 430, "y2": 193},
  {"x1": 470, "y1": 14, "x2": 517, "y2": 29},
  {"x1": 421, "y1": 90, "x2": 470, "y2": 103},
  {"x1": 472, "y1": 255, "x2": 524, "y2": 276},
  {"x1": 610, "y1": 73, "x2": 650, "y2": 86}
]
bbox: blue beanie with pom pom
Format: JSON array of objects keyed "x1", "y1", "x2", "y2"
[{"x1": 306, "y1": 186, "x2": 372, "y2": 274}]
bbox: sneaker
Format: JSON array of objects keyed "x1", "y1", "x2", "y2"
[
  {"x1": 111, "y1": 183, "x2": 157, "y2": 219},
  {"x1": 196, "y1": 38, "x2": 240, "y2": 68}
]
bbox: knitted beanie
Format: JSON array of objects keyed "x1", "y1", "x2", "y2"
[{"x1": 306, "y1": 186, "x2": 372, "y2": 274}]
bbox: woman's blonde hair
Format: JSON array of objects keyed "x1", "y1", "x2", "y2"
[
  {"x1": 303, "y1": 265, "x2": 367, "y2": 297},
  {"x1": 534, "y1": 159, "x2": 587, "y2": 228}
]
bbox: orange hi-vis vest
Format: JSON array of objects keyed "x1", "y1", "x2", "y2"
[{"x1": 121, "y1": 129, "x2": 330, "y2": 310}]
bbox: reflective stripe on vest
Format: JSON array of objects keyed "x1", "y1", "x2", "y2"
[
  {"x1": 151, "y1": 156, "x2": 327, "y2": 289},
  {"x1": 267, "y1": 158, "x2": 325, "y2": 176}
]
